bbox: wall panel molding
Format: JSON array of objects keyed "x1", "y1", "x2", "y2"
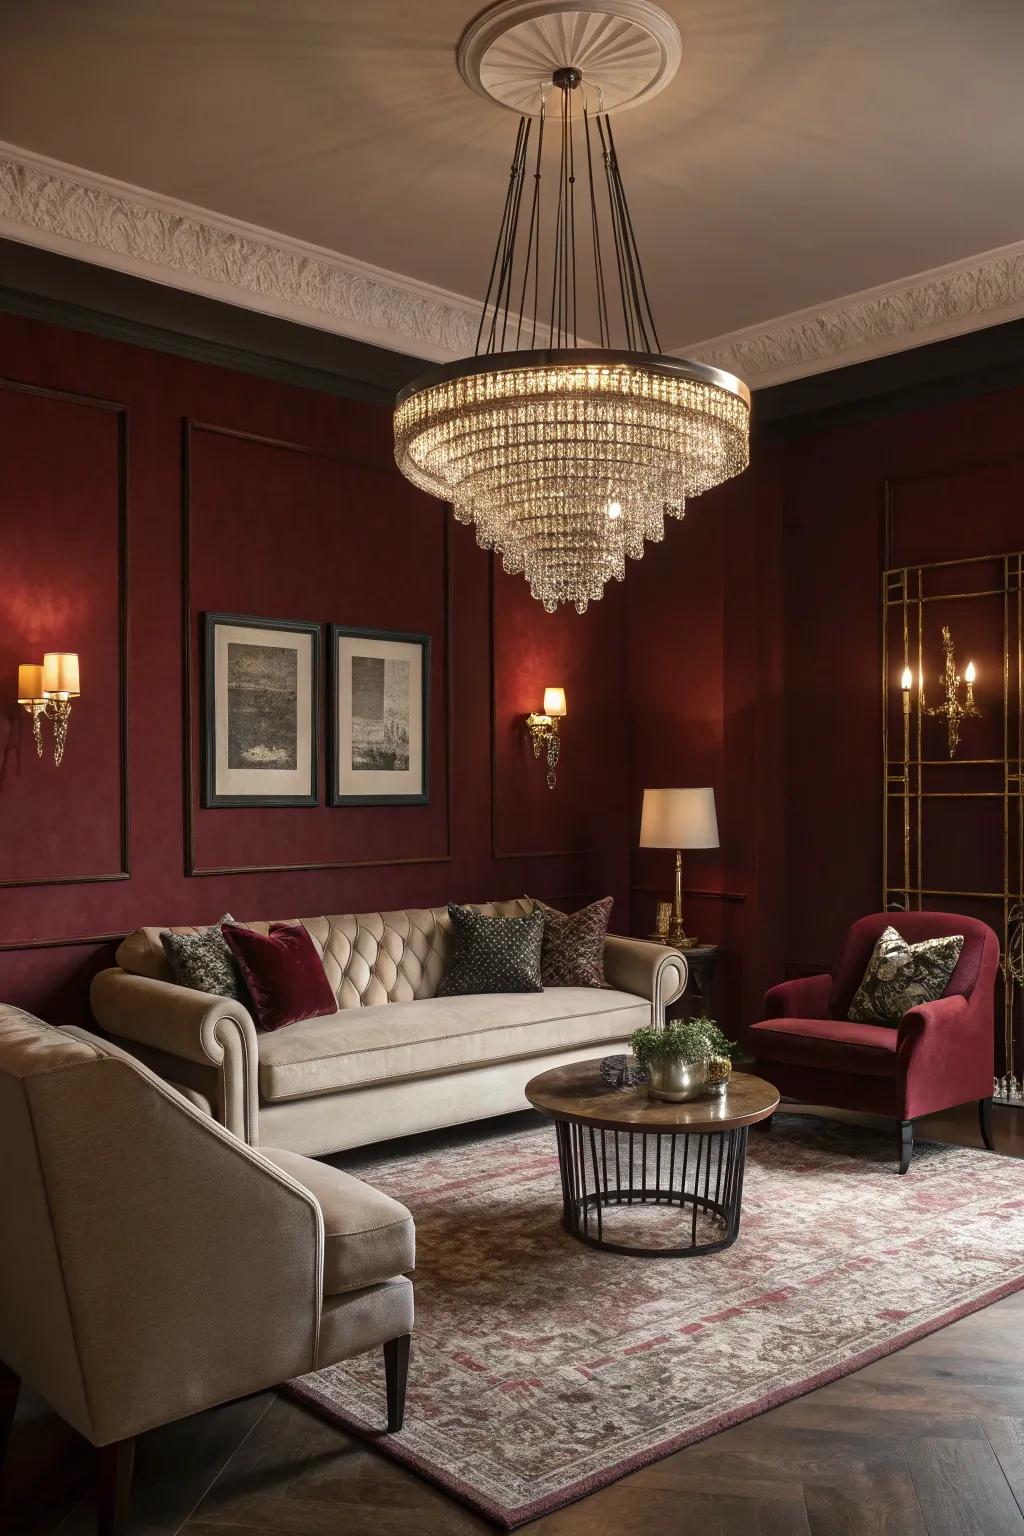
[
  {"x1": 488, "y1": 556, "x2": 600, "y2": 861},
  {"x1": 181, "y1": 419, "x2": 454, "y2": 877},
  {"x1": 0, "y1": 930, "x2": 123, "y2": 953},
  {"x1": 0, "y1": 374, "x2": 130, "y2": 889}
]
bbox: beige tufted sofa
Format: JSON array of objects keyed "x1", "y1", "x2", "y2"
[{"x1": 90, "y1": 899, "x2": 688, "y2": 1157}]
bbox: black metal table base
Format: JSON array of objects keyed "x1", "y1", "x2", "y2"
[{"x1": 554, "y1": 1121, "x2": 749, "y2": 1257}]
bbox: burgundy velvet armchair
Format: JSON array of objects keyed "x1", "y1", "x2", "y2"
[{"x1": 748, "y1": 912, "x2": 1000, "y2": 1173}]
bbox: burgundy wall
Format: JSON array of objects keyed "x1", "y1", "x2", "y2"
[
  {"x1": 782, "y1": 389, "x2": 1024, "y2": 977},
  {"x1": 0, "y1": 311, "x2": 629, "y2": 1022},
  {"x1": 625, "y1": 378, "x2": 1024, "y2": 1038},
  {"x1": 6, "y1": 299, "x2": 1022, "y2": 1040}
]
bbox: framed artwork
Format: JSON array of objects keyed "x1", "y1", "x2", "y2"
[
  {"x1": 202, "y1": 613, "x2": 319, "y2": 807},
  {"x1": 329, "y1": 626, "x2": 430, "y2": 805}
]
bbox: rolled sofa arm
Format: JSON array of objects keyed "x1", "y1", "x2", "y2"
[
  {"x1": 90, "y1": 969, "x2": 259, "y2": 1146},
  {"x1": 603, "y1": 935, "x2": 688, "y2": 1025}
]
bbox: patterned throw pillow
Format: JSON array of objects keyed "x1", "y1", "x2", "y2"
[
  {"x1": 160, "y1": 913, "x2": 249, "y2": 1003},
  {"x1": 438, "y1": 903, "x2": 544, "y2": 997},
  {"x1": 847, "y1": 925, "x2": 964, "y2": 1026},
  {"x1": 532, "y1": 896, "x2": 613, "y2": 988}
]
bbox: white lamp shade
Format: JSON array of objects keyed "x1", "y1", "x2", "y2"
[
  {"x1": 42, "y1": 652, "x2": 80, "y2": 697},
  {"x1": 640, "y1": 787, "x2": 719, "y2": 849},
  {"x1": 542, "y1": 686, "x2": 566, "y2": 718}
]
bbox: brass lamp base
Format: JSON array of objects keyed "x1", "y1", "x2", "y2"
[{"x1": 667, "y1": 848, "x2": 700, "y2": 949}]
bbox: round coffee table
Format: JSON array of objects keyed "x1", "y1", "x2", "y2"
[{"x1": 526, "y1": 1060, "x2": 779, "y2": 1258}]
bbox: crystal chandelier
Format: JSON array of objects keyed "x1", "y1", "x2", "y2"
[{"x1": 394, "y1": 9, "x2": 750, "y2": 614}]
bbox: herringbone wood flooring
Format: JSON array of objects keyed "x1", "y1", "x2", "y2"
[{"x1": 4, "y1": 1102, "x2": 1023, "y2": 1536}]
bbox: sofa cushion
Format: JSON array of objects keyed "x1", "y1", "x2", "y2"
[
  {"x1": 748, "y1": 1016, "x2": 899, "y2": 1077},
  {"x1": 437, "y1": 903, "x2": 544, "y2": 997},
  {"x1": 116, "y1": 899, "x2": 535, "y2": 1004},
  {"x1": 534, "y1": 896, "x2": 613, "y2": 988},
  {"x1": 257, "y1": 987, "x2": 649, "y2": 1102},
  {"x1": 223, "y1": 922, "x2": 336, "y2": 1032},
  {"x1": 847, "y1": 925, "x2": 964, "y2": 1026},
  {"x1": 160, "y1": 914, "x2": 248, "y2": 1003},
  {"x1": 261, "y1": 1148, "x2": 414, "y2": 1296}
]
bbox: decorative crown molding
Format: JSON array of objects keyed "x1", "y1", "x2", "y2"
[
  {"x1": 3, "y1": 140, "x2": 1023, "y2": 387},
  {"x1": 0, "y1": 142, "x2": 479, "y2": 362},
  {"x1": 682, "y1": 240, "x2": 1024, "y2": 389}
]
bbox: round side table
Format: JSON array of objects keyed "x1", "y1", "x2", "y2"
[{"x1": 526, "y1": 1060, "x2": 778, "y2": 1258}]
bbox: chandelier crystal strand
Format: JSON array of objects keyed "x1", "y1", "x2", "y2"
[{"x1": 394, "y1": 45, "x2": 750, "y2": 614}]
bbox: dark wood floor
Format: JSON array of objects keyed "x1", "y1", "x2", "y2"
[{"x1": 4, "y1": 1101, "x2": 1024, "y2": 1536}]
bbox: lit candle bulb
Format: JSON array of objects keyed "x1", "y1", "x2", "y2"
[
  {"x1": 901, "y1": 666, "x2": 913, "y2": 691},
  {"x1": 605, "y1": 498, "x2": 622, "y2": 520},
  {"x1": 965, "y1": 661, "x2": 976, "y2": 684}
]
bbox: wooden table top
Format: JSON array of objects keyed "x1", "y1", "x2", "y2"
[{"x1": 525, "y1": 1060, "x2": 780, "y2": 1133}]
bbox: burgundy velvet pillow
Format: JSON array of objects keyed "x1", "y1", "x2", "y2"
[{"x1": 222, "y1": 921, "x2": 336, "y2": 1032}]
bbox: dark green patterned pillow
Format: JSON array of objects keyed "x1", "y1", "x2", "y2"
[
  {"x1": 160, "y1": 913, "x2": 250, "y2": 1003},
  {"x1": 847, "y1": 925, "x2": 963, "y2": 1026},
  {"x1": 438, "y1": 903, "x2": 544, "y2": 996}
]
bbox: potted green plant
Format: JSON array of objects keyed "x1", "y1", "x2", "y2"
[{"x1": 629, "y1": 1017, "x2": 737, "y2": 1102}]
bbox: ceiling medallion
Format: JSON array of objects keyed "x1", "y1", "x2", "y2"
[{"x1": 394, "y1": 1, "x2": 750, "y2": 614}]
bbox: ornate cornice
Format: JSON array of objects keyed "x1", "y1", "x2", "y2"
[
  {"x1": 0, "y1": 142, "x2": 478, "y2": 362},
  {"x1": 2, "y1": 140, "x2": 1023, "y2": 385},
  {"x1": 683, "y1": 241, "x2": 1024, "y2": 388}
]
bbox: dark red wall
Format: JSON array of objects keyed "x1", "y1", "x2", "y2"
[
  {"x1": 6, "y1": 300, "x2": 1022, "y2": 1039},
  {"x1": 0, "y1": 312, "x2": 629, "y2": 1021},
  {"x1": 625, "y1": 378, "x2": 1024, "y2": 1038},
  {"x1": 782, "y1": 390, "x2": 1024, "y2": 977}
]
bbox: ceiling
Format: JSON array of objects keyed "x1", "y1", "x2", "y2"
[{"x1": 1, "y1": 0, "x2": 1023, "y2": 356}]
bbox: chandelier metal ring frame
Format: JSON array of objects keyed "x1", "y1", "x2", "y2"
[{"x1": 394, "y1": 28, "x2": 751, "y2": 614}]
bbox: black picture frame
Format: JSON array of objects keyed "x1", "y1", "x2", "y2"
[
  {"x1": 329, "y1": 625, "x2": 431, "y2": 806},
  {"x1": 202, "y1": 612, "x2": 320, "y2": 808}
]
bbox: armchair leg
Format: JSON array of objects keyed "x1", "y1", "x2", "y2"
[
  {"x1": 979, "y1": 1096, "x2": 995, "y2": 1152},
  {"x1": 97, "y1": 1437, "x2": 135, "y2": 1536},
  {"x1": 0, "y1": 1359, "x2": 19, "y2": 1470},
  {"x1": 898, "y1": 1120, "x2": 913, "y2": 1175},
  {"x1": 383, "y1": 1333, "x2": 411, "y2": 1434}
]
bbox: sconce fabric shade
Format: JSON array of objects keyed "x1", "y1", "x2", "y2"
[
  {"x1": 543, "y1": 687, "x2": 567, "y2": 718},
  {"x1": 17, "y1": 663, "x2": 44, "y2": 703},
  {"x1": 42, "y1": 652, "x2": 80, "y2": 696},
  {"x1": 640, "y1": 788, "x2": 719, "y2": 849}
]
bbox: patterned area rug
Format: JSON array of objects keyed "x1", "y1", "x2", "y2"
[{"x1": 288, "y1": 1115, "x2": 1024, "y2": 1529}]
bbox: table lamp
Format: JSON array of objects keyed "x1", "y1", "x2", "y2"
[{"x1": 640, "y1": 787, "x2": 719, "y2": 949}]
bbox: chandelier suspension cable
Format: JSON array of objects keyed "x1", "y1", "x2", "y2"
[
  {"x1": 515, "y1": 104, "x2": 545, "y2": 348},
  {"x1": 601, "y1": 115, "x2": 661, "y2": 353},
  {"x1": 473, "y1": 70, "x2": 669, "y2": 358},
  {"x1": 475, "y1": 114, "x2": 530, "y2": 355},
  {"x1": 583, "y1": 105, "x2": 611, "y2": 350}
]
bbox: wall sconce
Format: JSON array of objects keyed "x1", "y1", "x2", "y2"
[
  {"x1": 17, "y1": 664, "x2": 47, "y2": 758},
  {"x1": 525, "y1": 687, "x2": 566, "y2": 790},
  {"x1": 16, "y1": 652, "x2": 80, "y2": 765},
  {"x1": 922, "y1": 626, "x2": 979, "y2": 757}
]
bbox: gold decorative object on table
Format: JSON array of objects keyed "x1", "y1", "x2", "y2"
[
  {"x1": 639, "y1": 788, "x2": 719, "y2": 948},
  {"x1": 647, "y1": 900, "x2": 672, "y2": 943},
  {"x1": 705, "y1": 1056, "x2": 732, "y2": 1096}
]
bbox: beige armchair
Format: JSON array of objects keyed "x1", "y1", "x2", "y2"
[{"x1": 0, "y1": 1005, "x2": 414, "y2": 1535}]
